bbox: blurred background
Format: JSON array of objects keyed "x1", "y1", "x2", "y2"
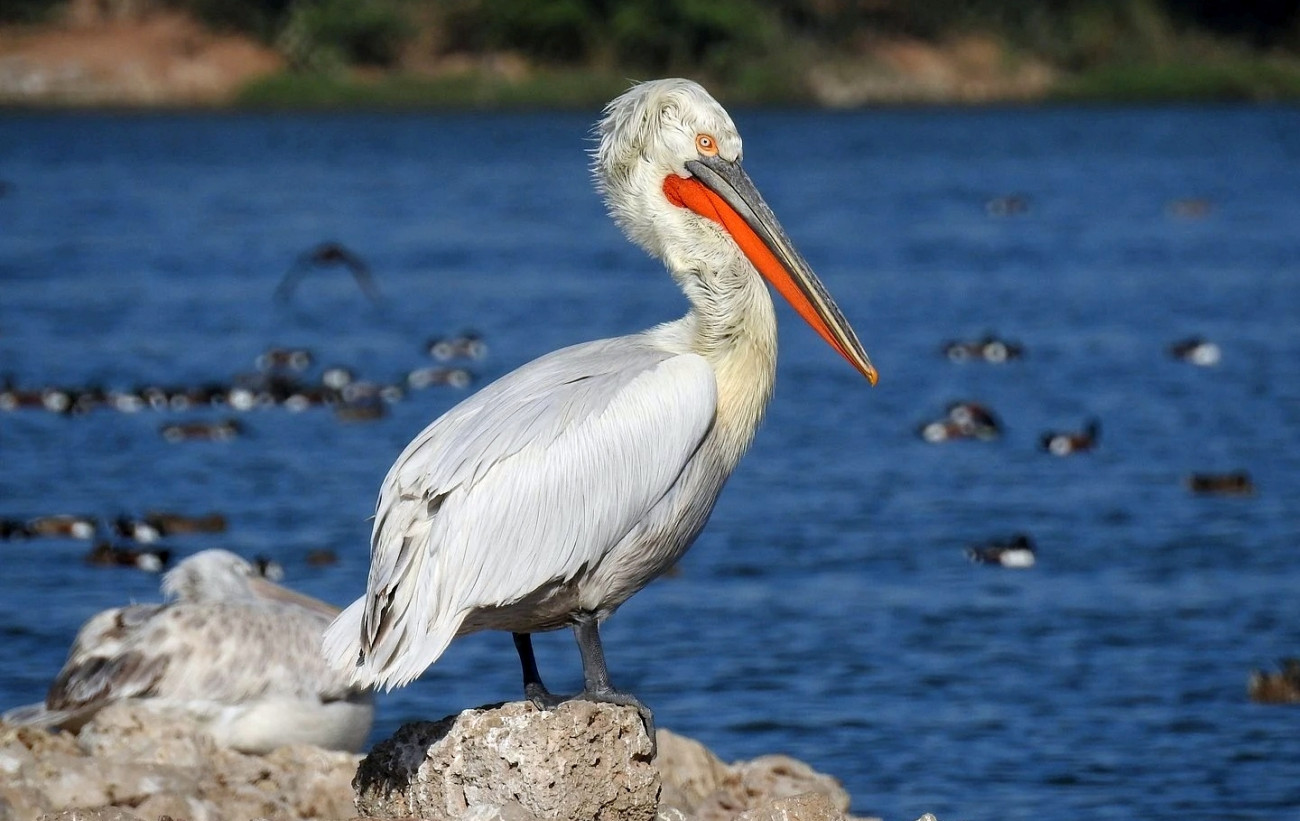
[
  {"x1": 1, "y1": 0, "x2": 1300, "y2": 106},
  {"x1": 2, "y1": 3, "x2": 1300, "y2": 821}
]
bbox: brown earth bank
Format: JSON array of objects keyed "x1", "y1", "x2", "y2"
[
  {"x1": 0, "y1": 10, "x2": 282, "y2": 106},
  {"x1": 0, "y1": 700, "x2": 921, "y2": 821},
  {"x1": 0, "y1": 7, "x2": 1053, "y2": 108}
]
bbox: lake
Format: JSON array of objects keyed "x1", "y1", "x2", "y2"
[{"x1": 1, "y1": 101, "x2": 1299, "y2": 821}]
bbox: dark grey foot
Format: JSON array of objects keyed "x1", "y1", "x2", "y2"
[
  {"x1": 512, "y1": 627, "x2": 657, "y2": 756},
  {"x1": 523, "y1": 681, "x2": 566, "y2": 711},
  {"x1": 522, "y1": 681, "x2": 656, "y2": 753},
  {"x1": 579, "y1": 686, "x2": 656, "y2": 749}
]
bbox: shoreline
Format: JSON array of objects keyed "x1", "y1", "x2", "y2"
[{"x1": 3, "y1": 13, "x2": 1299, "y2": 111}]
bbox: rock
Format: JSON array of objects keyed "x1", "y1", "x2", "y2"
[
  {"x1": 669, "y1": 753, "x2": 854, "y2": 821},
  {"x1": 655, "y1": 730, "x2": 731, "y2": 813},
  {"x1": 6, "y1": 697, "x2": 905, "y2": 821},
  {"x1": 36, "y1": 811, "x2": 144, "y2": 821},
  {"x1": 355, "y1": 700, "x2": 658, "y2": 821},
  {"x1": 0, "y1": 703, "x2": 359, "y2": 821},
  {"x1": 734, "y1": 792, "x2": 845, "y2": 821}
]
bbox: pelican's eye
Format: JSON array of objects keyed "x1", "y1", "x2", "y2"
[{"x1": 695, "y1": 134, "x2": 718, "y2": 157}]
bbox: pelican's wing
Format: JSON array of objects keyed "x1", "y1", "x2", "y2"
[
  {"x1": 38, "y1": 599, "x2": 354, "y2": 725},
  {"x1": 323, "y1": 335, "x2": 717, "y2": 689},
  {"x1": 13, "y1": 604, "x2": 167, "y2": 729}
]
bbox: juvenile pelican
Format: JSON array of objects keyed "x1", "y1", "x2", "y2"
[
  {"x1": 4, "y1": 550, "x2": 373, "y2": 754},
  {"x1": 322, "y1": 79, "x2": 876, "y2": 743}
]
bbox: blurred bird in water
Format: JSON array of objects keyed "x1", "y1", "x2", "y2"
[
  {"x1": 1041, "y1": 419, "x2": 1100, "y2": 456},
  {"x1": 3, "y1": 549, "x2": 373, "y2": 753},
  {"x1": 275, "y1": 241, "x2": 381, "y2": 305},
  {"x1": 84, "y1": 542, "x2": 172, "y2": 573},
  {"x1": 1168, "y1": 336, "x2": 1221, "y2": 367},
  {"x1": 323, "y1": 78, "x2": 877, "y2": 749},
  {"x1": 966, "y1": 534, "x2": 1036, "y2": 568},
  {"x1": 1185, "y1": 471, "x2": 1255, "y2": 496}
]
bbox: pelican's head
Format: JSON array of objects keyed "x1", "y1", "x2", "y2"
[
  {"x1": 162, "y1": 549, "x2": 259, "y2": 603},
  {"x1": 162, "y1": 547, "x2": 342, "y2": 618},
  {"x1": 594, "y1": 78, "x2": 876, "y2": 384}
]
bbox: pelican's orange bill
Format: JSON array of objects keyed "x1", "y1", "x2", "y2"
[{"x1": 663, "y1": 173, "x2": 877, "y2": 384}]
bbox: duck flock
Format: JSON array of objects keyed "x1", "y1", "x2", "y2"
[
  {"x1": 918, "y1": 330, "x2": 1253, "y2": 568},
  {"x1": 0, "y1": 325, "x2": 487, "y2": 574},
  {"x1": 0, "y1": 332, "x2": 483, "y2": 436}
]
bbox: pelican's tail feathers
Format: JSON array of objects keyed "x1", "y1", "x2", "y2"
[
  {"x1": 322, "y1": 598, "x2": 369, "y2": 685},
  {"x1": 2, "y1": 702, "x2": 76, "y2": 729},
  {"x1": 323, "y1": 598, "x2": 463, "y2": 692}
]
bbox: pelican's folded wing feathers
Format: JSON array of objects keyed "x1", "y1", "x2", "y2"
[{"x1": 324, "y1": 336, "x2": 717, "y2": 688}]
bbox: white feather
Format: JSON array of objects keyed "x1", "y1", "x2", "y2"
[{"x1": 324, "y1": 335, "x2": 717, "y2": 688}]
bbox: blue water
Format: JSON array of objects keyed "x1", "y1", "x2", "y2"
[{"x1": 2, "y1": 104, "x2": 1299, "y2": 821}]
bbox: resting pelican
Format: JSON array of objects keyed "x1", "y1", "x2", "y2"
[
  {"x1": 322, "y1": 78, "x2": 876, "y2": 744},
  {"x1": 4, "y1": 550, "x2": 373, "y2": 754}
]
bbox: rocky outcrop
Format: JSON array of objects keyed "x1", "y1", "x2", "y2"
[
  {"x1": 354, "y1": 700, "x2": 657, "y2": 821},
  {"x1": 354, "y1": 700, "x2": 874, "y2": 821},
  {"x1": 1, "y1": 699, "x2": 895, "y2": 821},
  {"x1": 0, "y1": 702, "x2": 358, "y2": 821}
]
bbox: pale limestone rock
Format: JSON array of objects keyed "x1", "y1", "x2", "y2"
[
  {"x1": 5, "y1": 698, "x2": 895, "y2": 821},
  {"x1": 37, "y1": 811, "x2": 144, "y2": 821},
  {"x1": 654, "y1": 729, "x2": 731, "y2": 814},
  {"x1": 734, "y1": 792, "x2": 845, "y2": 821},
  {"x1": 354, "y1": 700, "x2": 658, "y2": 821},
  {"x1": 0, "y1": 704, "x2": 359, "y2": 821},
  {"x1": 671, "y1": 752, "x2": 852, "y2": 821}
]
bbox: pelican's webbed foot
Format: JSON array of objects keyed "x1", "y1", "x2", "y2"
[{"x1": 511, "y1": 623, "x2": 657, "y2": 757}]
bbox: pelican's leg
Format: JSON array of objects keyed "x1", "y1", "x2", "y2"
[
  {"x1": 513, "y1": 632, "x2": 565, "y2": 709},
  {"x1": 572, "y1": 613, "x2": 656, "y2": 751}
]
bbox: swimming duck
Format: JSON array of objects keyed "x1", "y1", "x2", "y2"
[
  {"x1": 918, "y1": 400, "x2": 1001, "y2": 443},
  {"x1": 114, "y1": 512, "x2": 227, "y2": 543},
  {"x1": 966, "y1": 534, "x2": 1036, "y2": 568},
  {"x1": 26, "y1": 515, "x2": 98, "y2": 540},
  {"x1": 1040, "y1": 419, "x2": 1100, "y2": 456},
  {"x1": 1249, "y1": 659, "x2": 1300, "y2": 704},
  {"x1": 985, "y1": 194, "x2": 1029, "y2": 216},
  {"x1": 160, "y1": 419, "x2": 243, "y2": 443},
  {"x1": 1185, "y1": 471, "x2": 1255, "y2": 496},
  {"x1": 84, "y1": 542, "x2": 173, "y2": 573},
  {"x1": 256, "y1": 347, "x2": 314, "y2": 372},
  {"x1": 406, "y1": 366, "x2": 474, "y2": 390},
  {"x1": 942, "y1": 334, "x2": 1024, "y2": 363},
  {"x1": 1168, "y1": 336, "x2": 1221, "y2": 367},
  {"x1": 426, "y1": 331, "x2": 487, "y2": 362}
]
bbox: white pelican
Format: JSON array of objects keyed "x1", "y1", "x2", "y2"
[
  {"x1": 4, "y1": 549, "x2": 374, "y2": 754},
  {"x1": 322, "y1": 78, "x2": 876, "y2": 744}
]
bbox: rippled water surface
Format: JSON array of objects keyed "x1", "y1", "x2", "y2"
[{"x1": 2, "y1": 104, "x2": 1299, "y2": 820}]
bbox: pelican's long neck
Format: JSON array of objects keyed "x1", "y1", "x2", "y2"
[{"x1": 659, "y1": 254, "x2": 778, "y2": 465}]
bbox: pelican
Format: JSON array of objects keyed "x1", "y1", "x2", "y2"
[
  {"x1": 4, "y1": 549, "x2": 373, "y2": 754},
  {"x1": 322, "y1": 79, "x2": 876, "y2": 745}
]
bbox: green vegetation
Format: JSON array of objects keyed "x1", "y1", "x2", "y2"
[
  {"x1": 6, "y1": 0, "x2": 1300, "y2": 104},
  {"x1": 236, "y1": 68, "x2": 632, "y2": 108},
  {"x1": 1054, "y1": 57, "x2": 1300, "y2": 101},
  {"x1": 0, "y1": 0, "x2": 63, "y2": 24}
]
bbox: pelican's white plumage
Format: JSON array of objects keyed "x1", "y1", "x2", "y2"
[
  {"x1": 4, "y1": 550, "x2": 373, "y2": 754},
  {"x1": 323, "y1": 79, "x2": 875, "y2": 732}
]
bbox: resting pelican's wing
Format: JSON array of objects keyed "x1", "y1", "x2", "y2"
[
  {"x1": 47, "y1": 605, "x2": 165, "y2": 707},
  {"x1": 0, "y1": 605, "x2": 166, "y2": 730},
  {"x1": 323, "y1": 335, "x2": 717, "y2": 689},
  {"x1": 28, "y1": 599, "x2": 355, "y2": 731}
]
